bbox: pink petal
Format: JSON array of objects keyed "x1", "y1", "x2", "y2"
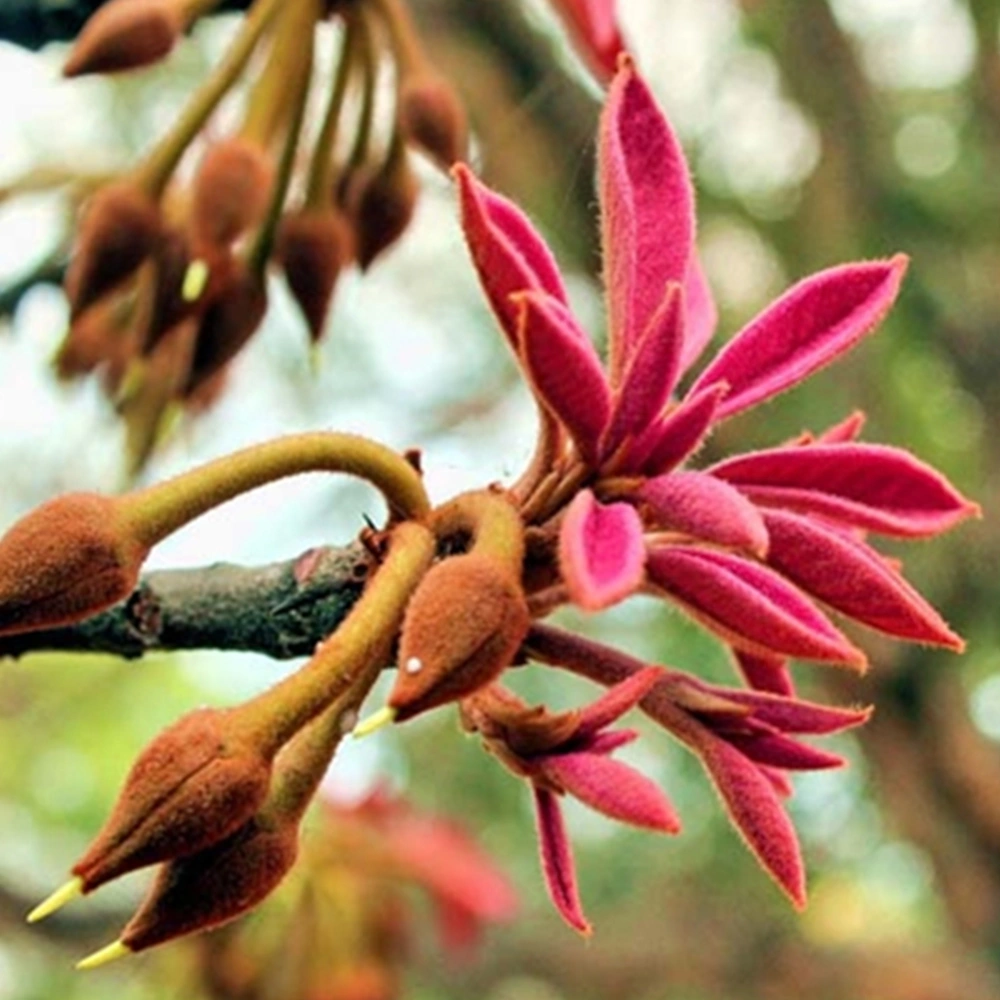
[
  {"x1": 622, "y1": 381, "x2": 727, "y2": 475},
  {"x1": 817, "y1": 410, "x2": 866, "y2": 444},
  {"x1": 646, "y1": 545, "x2": 866, "y2": 667},
  {"x1": 723, "y1": 732, "x2": 846, "y2": 771},
  {"x1": 680, "y1": 250, "x2": 718, "y2": 374},
  {"x1": 533, "y1": 787, "x2": 591, "y2": 934},
  {"x1": 600, "y1": 58, "x2": 695, "y2": 382},
  {"x1": 635, "y1": 470, "x2": 769, "y2": 555},
  {"x1": 601, "y1": 283, "x2": 685, "y2": 458},
  {"x1": 549, "y1": 0, "x2": 625, "y2": 79},
  {"x1": 710, "y1": 443, "x2": 980, "y2": 538},
  {"x1": 454, "y1": 164, "x2": 568, "y2": 354},
  {"x1": 516, "y1": 292, "x2": 611, "y2": 464},
  {"x1": 762, "y1": 508, "x2": 963, "y2": 649},
  {"x1": 690, "y1": 256, "x2": 908, "y2": 419},
  {"x1": 559, "y1": 490, "x2": 645, "y2": 610},
  {"x1": 575, "y1": 666, "x2": 664, "y2": 738},
  {"x1": 734, "y1": 650, "x2": 795, "y2": 696},
  {"x1": 542, "y1": 752, "x2": 681, "y2": 832}
]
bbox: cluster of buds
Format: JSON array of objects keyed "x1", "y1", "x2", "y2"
[
  {"x1": 53, "y1": 0, "x2": 468, "y2": 473},
  {"x1": 1, "y1": 44, "x2": 980, "y2": 962}
]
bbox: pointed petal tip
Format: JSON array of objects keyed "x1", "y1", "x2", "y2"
[
  {"x1": 77, "y1": 940, "x2": 132, "y2": 971},
  {"x1": 27, "y1": 877, "x2": 84, "y2": 924}
]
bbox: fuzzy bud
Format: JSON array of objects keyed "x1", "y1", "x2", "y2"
[
  {"x1": 66, "y1": 181, "x2": 161, "y2": 317},
  {"x1": 0, "y1": 493, "x2": 147, "y2": 637},
  {"x1": 55, "y1": 296, "x2": 133, "y2": 380},
  {"x1": 192, "y1": 139, "x2": 274, "y2": 247},
  {"x1": 63, "y1": 0, "x2": 183, "y2": 77},
  {"x1": 398, "y1": 72, "x2": 468, "y2": 170},
  {"x1": 349, "y1": 153, "x2": 419, "y2": 271},
  {"x1": 72, "y1": 708, "x2": 272, "y2": 891},
  {"x1": 277, "y1": 207, "x2": 354, "y2": 342},
  {"x1": 389, "y1": 553, "x2": 530, "y2": 721}
]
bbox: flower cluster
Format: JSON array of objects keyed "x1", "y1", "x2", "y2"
[{"x1": 0, "y1": 49, "x2": 977, "y2": 965}]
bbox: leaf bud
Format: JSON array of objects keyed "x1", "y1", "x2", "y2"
[
  {"x1": 398, "y1": 72, "x2": 468, "y2": 170},
  {"x1": 348, "y1": 151, "x2": 419, "y2": 271},
  {"x1": 191, "y1": 138, "x2": 274, "y2": 247}
]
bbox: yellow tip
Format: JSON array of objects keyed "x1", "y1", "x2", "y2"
[
  {"x1": 76, "y1": 940, "x2": 132, "y2": 971},
  {"x1": 182, "y1": 259, "x2": 210, "y2": 302},
  {"x1": 27, "y1": 877, "x2": 84, "y2": 924},
  {"x1": 352, "y1": 706, "x2": 397, "y2": 739}
]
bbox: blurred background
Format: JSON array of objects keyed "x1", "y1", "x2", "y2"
[{"x1": 0, "y1": 0, "x2": 998, "y2": 997}]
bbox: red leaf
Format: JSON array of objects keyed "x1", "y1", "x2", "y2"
[
  {"x1": 575, "y1": 666, "x2": 664, "y2": 737},
  {"x1": 680, "y1": 250, "x2": 718, "y2": 374},
  {"x1": 533, "y1": 787, "x2": 591, "y2": 934},
  {"x1": 549, "y1": 0, "x2": 625, "y2": 79},
  {"x1": 733, "y1": 650, "x2": 795, "y2": 696}
]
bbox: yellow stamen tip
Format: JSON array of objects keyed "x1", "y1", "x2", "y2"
[
  {"x1": 352, "y1": 706, "x2": 396, "y2": 739},
  {"x1": 182, "y1": 259, "x2": 210, "y2": 303},
  {"x1": 77, "y1": 940, "x2": 132, "y2": 971},
  {"x1": 27, "y1": 877, "x2": 84, "y2": 923}
]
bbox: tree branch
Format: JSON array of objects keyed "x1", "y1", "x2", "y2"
[{"x1": 0, "y1": 541, "x2": 372, "y2": 661}]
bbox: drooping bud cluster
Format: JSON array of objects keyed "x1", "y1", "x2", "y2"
[{"x1": 54, "y1": 0, "x2": 468, "y2": 472}]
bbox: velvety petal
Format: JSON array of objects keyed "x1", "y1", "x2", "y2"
[
  {"x1": 710, "y1": 443, "x2": 979, "y2": 537},
  {"x1": 763, "y1": 508, "x2": 963, "y2": 648},
  {"x1": 550, "y1": 0, "x2": 625, "y2": 79},
  {"x1": 454, "y1": 164, "x2": 568, "y2": 353},
  {"x1": 690, "y1": 256, "x2": 908, "y2": 419},
  {"x1": 680, "y1": 250, "x2": 717, "y2": 374},
  {"x1": 574, "y1": 666, "x2": 664, "y2": 738},
  {"x1": 559, "y1": 490, "x2": 645, "y2": 610},
  {"x1": 723, "y1": 732, "x2": 846, "y2": 771},
  {"x1": 623, "y1": 382, "x2": 727, "y2": 475},
  {"x1": 600, "y1": 58, "x2": 695, "y2": 381},
  {"x1": 734, "y1": 650, "x2": 795, "y2": 696},
  {"x1": 517, "y1": 293, "x2": 611, "y2": 464},
  {"x1": 601, "y1": 283, "x2": 685, "y2": 458},
  {"x1": 541, "y1": 752, "x2": 681, "y2": 832},
  {"x1": 635, "y1": 471, "x2": 768, "y2": 555},
  {"x1": 533, "y1": 787, "x2": 591, "y2": 934},
  {"x1": 646, "y1": 545, "x2": 866, "y2": 667}
]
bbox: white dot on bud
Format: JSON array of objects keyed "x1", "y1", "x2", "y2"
[{"x1": 405, "y1": 657, "x2": 423, "y2": 675}]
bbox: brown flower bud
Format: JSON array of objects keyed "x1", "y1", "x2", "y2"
[
  {"x1": 55, "y1": 295, "x2": 134, "y2": 380},
  {"x1": 349, "y1": 152, "x2": 419, "y2": 271},
  {"x1": 191, "y1": 139, "x2": 274, "y2": 247},
  {"x1": 277, "y1": 207, "x2": 354, "y2": 342},
  {"x1": 65, "y1": 181, "x2": 161, "y2": 317},
  {"x1": 398, "y1": 72, "x2": 468, "y2": 171},
  {"x1": 0, "y1": 493, "x2": 148, "y2": 637},
  {"x1": 63, "y1": 0, "x2": 183, "y2": 77},
  {"x1": 389, "y1": 553, "x2": 530, "y2": 721},
  {"x1": 72, "y1": 708, "x2": 272, "y2": 892}
]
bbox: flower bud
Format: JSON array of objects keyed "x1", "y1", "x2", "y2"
[
  {"x1": 71, "y1": 708, "x2": 272, "y2": 892},
  {"x1": 55, "y1": 295, "x2": 134, "y2": 380},
  {"x1": 388, "y1": 553, "x2": 530, "y2": 721},
  {"x1": 349, "y1": 152, "x2": 419, "y2": 271},
  {"x1": 398, "y1": 72, "x2": 468, "y2": 170},
  {"x1": 0, "y1": 493, "x2": 147, "y2": 637},
  {"x1": 63, "y1": 0, "x2": 183, "y2": 78},
  {"x1": 65, "y1": 181, "x2": 161, "y2": 317},
  {"x1": 191, "y1": 139, "x2": 274, "y2": 247},
  {"x1": 277, "y1": 207, "x2": 354, "y2": 342}
]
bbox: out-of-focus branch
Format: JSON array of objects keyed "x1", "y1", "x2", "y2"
[{"x1": 0, "y1": 542, "x2": 372, "y2": 661}]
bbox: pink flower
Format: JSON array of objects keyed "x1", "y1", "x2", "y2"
[
  {"x1": 547, "y1": 0, "x2": 626, "y2": 80},
  {"x1": 461, "y1": 668, "x2": 679, "y2": 932}
]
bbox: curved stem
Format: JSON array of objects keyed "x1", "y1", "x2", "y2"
[
  {"x1": 429, "y1": 489, "x2": 525, "y2": 575},
  {"x1": 118, "y1": 431, "x2": 430, "y2": 548}
]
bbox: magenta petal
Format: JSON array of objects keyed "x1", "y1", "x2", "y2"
[
  {"x1": 817, "y1": 410, "x2": 866, "y2": 444},
  {"x1": 734, "y1": 650, "x2": 795, "y2": 696},
  {"x1": 646, "y1": 545, "x2": 867, "y2": 667},
  {"x1": 602, "y1": 283, "x2": 685, "y2": 457},
  {"x1": 533, "y1": 786, "x2": 591, "y2": 934},
  {"x1": 762, "y1": 508, "x2": 963, "y2": 649},
  {"x1": 636, "y1": 471, "x2": 769, "y2": 555},
  {"x1": 723, "y1": 732, "x2": 846, "y2": 771},
  {"x1": 680, "y1": 250, "x2": 718, "y2": 374},
  {"x1": 550, "y1": 0, "x2": 625, "y2": 79},
  {"x1": 542, "y1": 753, "x2": 681, "y2": 833},
  {"x1": 455, "y1": 164, "x2": 568, "y2": 354},
  {"x1": 691, "y1": 256, "x2": 908, "y2": 419},
  {"x1": 559, "y1": 490, "x2": 646, "y2": 611},
  {"x1": 516, "y1": 292, "x2": 611, "y2": 464},
  {"x1": 575, "y1": 666, "x2": 664, "y2": 738},
  {"x1": 600, "y1": 58, "x2": 695, "y2": 382},
  {"x1": 710, "y1": 442, "x2": 979, "y2": 538},
  {"x1": 623, "y1": 382, "x2": 727, "y2": 475}
]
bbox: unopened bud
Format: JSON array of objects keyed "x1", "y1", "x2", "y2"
[
  {"x1": 389, "y1": 553, "x2": 530, "y2": 721},
  {"x1": 348, "y1": 152, "x2": 419, "y2": 271},
  {"x1": 63, "y1": 0, "x2": 183, "y2": 77},
  {"x1": 192, "y1": 139, "x2": 274, "y2": 247},
  {"x1": 66, "y1": 181, "x2": 161, "y2": 317},
  {"x1": 0, "y1": 493, "x2": 147, "y2": 637},
  {"x1": 277, "y1": 207, "x2": 354, "y2": 342},
  {"x1": 55, "y1": 295, "x2": 133, "y2": 379},
  {"x1": 398, "y1": 72, "x2": 468, "y2": 170}
]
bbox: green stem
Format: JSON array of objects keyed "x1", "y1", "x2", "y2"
[
  {"x1": 370, "y1": 0, "x2": 428, "y2": 77},
  {"x1": 118, "y1": 431, "x2": 431, "y2": 547},
  {"x1": 344, "y1": 9, "x2": 378, "y2": 179}
]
